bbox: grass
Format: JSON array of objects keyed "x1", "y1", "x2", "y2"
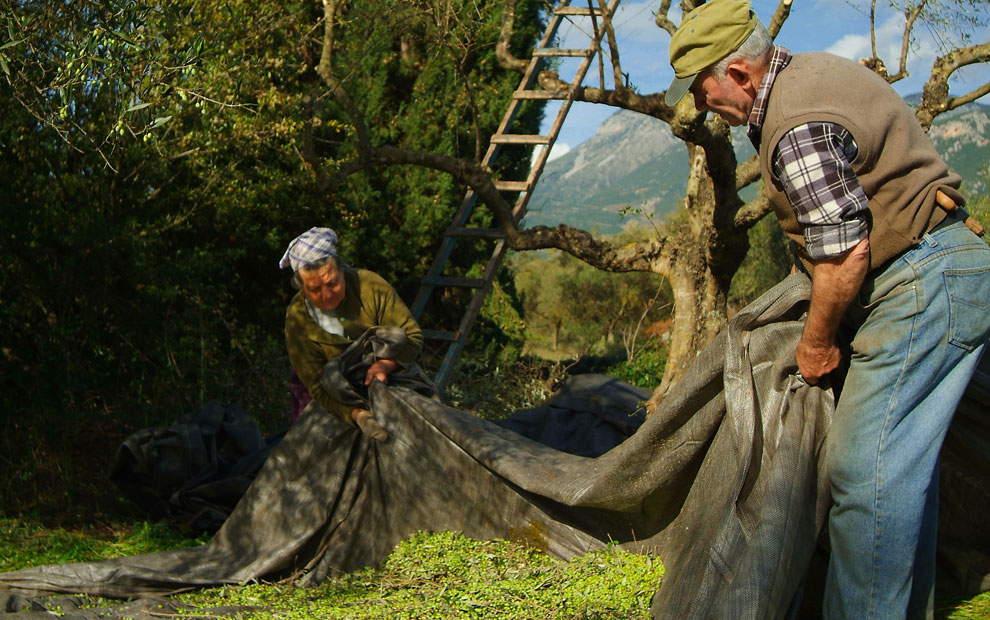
[
  {"x1": 0, "y1": 515, "x2": 209, "y2": 572},
  {"x1": 938, "y1": 596, "x2": 990, "y2": 620}
]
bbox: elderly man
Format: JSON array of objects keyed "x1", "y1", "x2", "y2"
[
  {"x1": 664, "y1": 2, "x2": 990, "y2": 618},
  {"x1": 280, "y1": 227, "x2": 426, "y2": 437}
]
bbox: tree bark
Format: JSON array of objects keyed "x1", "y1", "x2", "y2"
[{"x1": 915, "y1": 42, "x2": 990, "y2": 130}]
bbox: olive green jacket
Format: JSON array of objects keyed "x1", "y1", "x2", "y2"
[{"x1": 285, "y1": 267, "x2": 423, "y2": 423}]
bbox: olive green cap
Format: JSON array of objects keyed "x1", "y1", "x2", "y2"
[{"x1": 664, "y1": 0, "x2": 757, "y2": 106}]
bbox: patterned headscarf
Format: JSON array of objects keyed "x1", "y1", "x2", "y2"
[{"x1": 279, "y1": 227, "x2": 339, "y2": 272}]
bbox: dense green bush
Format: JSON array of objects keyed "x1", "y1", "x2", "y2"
[
  {"x1": 0, "y1": 0, "x2": 545, "y2": 520},
  {"x1": 605, "y1": 340, "x2": 670, "y2": 391}
]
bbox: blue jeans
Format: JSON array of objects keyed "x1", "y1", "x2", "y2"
[{"x1": 823, "y1": 221, "x2": 990, "y2": 620}]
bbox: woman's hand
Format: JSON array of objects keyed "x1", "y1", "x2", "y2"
[
  {"x1": 365, "y1": 358, "x2": 400, "y2": 386},
  {"x1": 350, "y1": 408, "x2": 389, "y2": 442}
]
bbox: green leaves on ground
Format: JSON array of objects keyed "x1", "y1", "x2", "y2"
[
  {"x1": 177, "y1": 531, "x2": 665, "y2": 620},
  {"x1": 3, "y1": 517, "x2": 989, "y2": 619},
  {"x1": 1, "y1": 516, "x2": 664, "y2": 620}
]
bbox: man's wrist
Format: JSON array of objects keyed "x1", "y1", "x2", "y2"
[{"x1": 799, "y1": 329, "x2": 834, "y2": 349}]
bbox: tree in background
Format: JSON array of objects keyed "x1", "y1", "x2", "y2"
[
  {"x1": 727, "y1": 214, "x2": 792, "y2": 312},
  {"x1": 511, "y1": 247, "x2": 670, "y2": 356},
  {"x1": 0, "y1": 0, "x2": 542, "y2": 513},
  {"x1": 513, "y1": 251, "x2": 573, "y2": 352}
]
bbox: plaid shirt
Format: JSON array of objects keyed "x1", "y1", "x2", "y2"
[{"x1": 747, "y1": 47, "x2": 869, "y2": 260}]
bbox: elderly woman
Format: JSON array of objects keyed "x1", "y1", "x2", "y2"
[{"x1": 280, "y1": 227, "x2": 425, "y2": 431}]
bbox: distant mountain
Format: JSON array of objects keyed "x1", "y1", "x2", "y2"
[
  {"x1": 523, "y1": 109, "x2": 693, "y2": 234},
  {"x1": 523, "y1": 100, "x2": 990, "y2": 236},
  {"x1": 926, "y1": 105, "x2": 990, "y2": 191}
]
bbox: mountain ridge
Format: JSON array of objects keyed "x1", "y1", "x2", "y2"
[{"x1": 523, "y1": 99, "x2": 990, "y2": 236}]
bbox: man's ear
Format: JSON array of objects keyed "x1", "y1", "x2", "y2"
[{"x1": 726, "y1": 61, "x2": 758, "y2": 97}]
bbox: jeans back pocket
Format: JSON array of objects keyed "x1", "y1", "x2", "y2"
[{"x1": 945, "y1": 266, "x2": 990, "y2": 351}]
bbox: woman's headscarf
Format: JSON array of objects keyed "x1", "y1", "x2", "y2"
[{"x1": 279, "y1": 227, "x2": 338, "y2": 272}]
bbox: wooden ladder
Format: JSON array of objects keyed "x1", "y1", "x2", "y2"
[{"x1": 410, "y1": 0, "x2": 622, "y2": 392}]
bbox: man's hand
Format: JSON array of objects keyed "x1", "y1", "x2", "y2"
[
  {"x1": 796, "y1": 339, "x2": 842, "y2": 385},
  {"x1": 364, "y1": 358, "x2": 400, "y2": 386}
]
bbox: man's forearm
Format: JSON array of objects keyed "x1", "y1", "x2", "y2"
[{"x1": 798, "y1": 238, "x2": 870, "y2": 383}]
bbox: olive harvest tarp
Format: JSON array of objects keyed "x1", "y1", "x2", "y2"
[{"x1": 2, "y1": 274, "x2": 988, "y2": 620}]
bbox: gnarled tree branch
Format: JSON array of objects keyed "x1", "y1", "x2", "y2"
[
  {"x1": 732, "y1": 193, "x2": 773, "y2": 229},
  {"x1": 325, "y1": 142, "x2": 669, "y2": 275},
  {"x1": 890, "y1": 0, "x2": 927, "y2": 83},
  {"x1": 317, "y1": 0, "x2": 369, "y2": 154},
  {"x1": 537, "y1": 73, "x2": 677, "y2": 122},
  {"x1": 917, "y1": 41, "x2": 990, "y2": 130},
  {"x1": 495, "y1": 0, "x2": 529, "y2": 72},
  {"x1": 598, "y1": 0, "x2": 625, "y2": 89},
  {"x1": 947, "y1": 81, "x2": 990, "y2": 109},
  {"x1": 735, "y1": 153, "x2": 761, "y2": 191},
  {"x1": 655, "y1": 0, "x2": 678, "y2": 36},
  {"x1": 504, "y1": 223, "x2": 670, "y2": 275},
  {"x1": 870, "y1": 0, "x2": 878, "y2": 64}
]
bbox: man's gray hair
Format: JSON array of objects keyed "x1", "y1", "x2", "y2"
[{"x1": 709, "y1": 19, "x2": 773, "y2": 79}]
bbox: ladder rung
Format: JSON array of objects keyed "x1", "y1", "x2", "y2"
[
  {"x1": 554, "y1": 7, "x2": 605, "y2": 16},
  {"x1": 533, "y1": 48, "x2": 591, "y2": 58},
  {"x1": 513, "y1": 89, "x2": 571, "y2": 100},
  {"x1": 446, "y1": 227, "x2": 505, "y2": 239},
  {"x1": 423, "y1": 276, "x2": 486, "y2": 288},
  {"x1": 422, "y1": 329, "x2": 459, "y2": 343},
  {"x1": 490, "y1": 134, "x2": 552, "y2": 145},
  {"x1": 494, "y1": 180, "x2": 530, "y2": 192}
]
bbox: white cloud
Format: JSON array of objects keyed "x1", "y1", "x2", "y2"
[
  {"x1": 547, "y1": 143, "x2": 571, "y2": 162},
  {"x1": 529, "y1": 143, "x2": 572, "y2": 173},
  {"x1": 825, "y1": 33, "x2": 871, "y2": 61},
  {"x1": 824, "y1": 12, "x2": 951, "y2": 93}
]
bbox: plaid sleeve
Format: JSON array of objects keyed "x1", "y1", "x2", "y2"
[{"x1": 772, "y1": 122, "x2": 869, "y2": 260}]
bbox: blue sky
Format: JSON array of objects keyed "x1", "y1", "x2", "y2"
[{"x1": 539, "y1": 0, "x2": 990, "y2": 159}]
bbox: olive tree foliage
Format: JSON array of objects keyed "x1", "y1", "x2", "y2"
[
  {"x1": 0, "y1": 0, "x2": 543, "y2": 511},
  {"x1": 1, "y1": 2, "x2": 185, "y2": 168},
  {"x1": 1, "y1": 1, "x2": 329, "y2": 418},
  {"x1": 309, "y1": 0, "x2": 546, "y2": 278},
  {"x1": 321, "y1": 0, "x2": 988, "y2": 412},
  {"x1": 513, "y1": 252, "x2": 575, "y2": 352}
]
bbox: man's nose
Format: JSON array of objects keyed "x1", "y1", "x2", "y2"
[{"x1": 693, "y1": 92, "x2": 706, "y2": 111}]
